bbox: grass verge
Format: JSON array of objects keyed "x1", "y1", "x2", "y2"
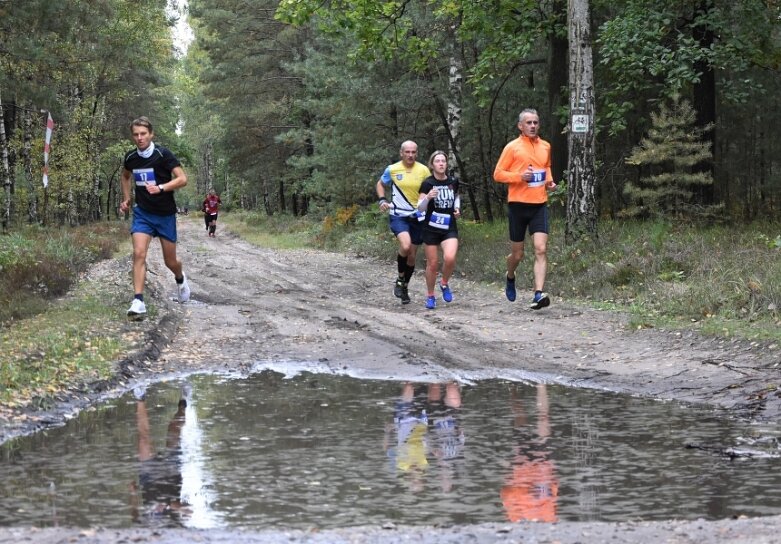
[{"x1": 0, "y1": 222, "x2": 132, "y2": 408}]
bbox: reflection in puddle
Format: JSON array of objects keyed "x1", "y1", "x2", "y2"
[
  {"x1": 501, "y1": 384, "x2": 558, "y2": 522},
  {"x1": 1, "y1": 371, "x2": 781, "y2": 529}
]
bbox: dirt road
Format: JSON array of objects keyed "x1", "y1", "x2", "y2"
[{"x1": 3, "y1": 217, "x2": 781, "y2": 543}]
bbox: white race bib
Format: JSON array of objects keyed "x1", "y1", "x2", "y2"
[
  {"x1": 528, "y1": 169, "x2": 546, "y2": 187},
  {"x1": 133, "y1": 168, "x2": 156, "y2": 186},
  {"x1": 429, "y1": 211, "x2": 451, "y2": 230}
]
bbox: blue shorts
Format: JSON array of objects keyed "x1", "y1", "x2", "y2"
[
  {"x1": 131, "y1": 205, "x2": 178, "y2": 243},
  {"x1": 508, "y1": 203, "x2": 548, "y2": 242},
  {"x1": 389, "y1": 214, "x2": 423, "y2": 245}
]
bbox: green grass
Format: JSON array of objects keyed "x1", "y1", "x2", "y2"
[
  {"x1": 0, "y1": 223, "x2": 125, "y2": 324},
  {"x1": 218, "y1": 211, "x2": 314, "y2": 249},
  {"x1": 0, "y1": 294, "x2": 123, "y2": 407}
]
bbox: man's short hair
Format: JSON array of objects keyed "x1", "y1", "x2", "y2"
[
  {"x1": 518, "y1": 109, "x2": 539, "y2": 122},
  {"x1": 130, "y1": 116, "x2": 153, "y2": 132},
  {"x1": 400, "y1": 140, "x2": 418, "y2": 152}
]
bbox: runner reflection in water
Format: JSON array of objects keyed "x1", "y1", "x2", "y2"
[
  {"x1": 129, "y1": 386, "x2": 191, "y2": 525},
  {"x1": 385, "y1": 381, "x2": 465, "y2": 493},
  {"x1": 500, "y1": 384, "x2": 559, "y2": 522}
]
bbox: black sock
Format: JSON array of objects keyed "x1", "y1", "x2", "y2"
[
  {"x1": 397, "y1": 254, "x2": 406, "y2": 275},
  {"x1": 404, "y1": 264, "x2": 415, "y2": 284},
  {"x1": 176, "y1": 276, "x2": 184, "y2": 284},
  {"x1": 134, "y1": 294, "x2": 144, "y2": 302}
]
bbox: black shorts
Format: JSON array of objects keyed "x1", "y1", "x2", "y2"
[
  {"x1": 423, "y1": 227, "x2": 458, "y2": 246},
  {"x1": 508, "y1": 203, "x2": 548, "y2": 242}
]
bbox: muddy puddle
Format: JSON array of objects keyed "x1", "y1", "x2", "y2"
[{"x1": 2, "y1": 370, "x2": 781, "y2": 529}]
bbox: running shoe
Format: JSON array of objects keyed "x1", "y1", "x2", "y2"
[
  {"x1": 394, "y1": 278, "x2": 404, "y2": 298},
  {"x1": 439, "y1": 282, "x2": 453, "y2": 303},
  {"x1": 505, "y1": 275, "x2": 516, "y2": 302},
  {"x1": 127, "y1": 298, "x2": 147, "y2": 319},
  {"x1": 530, "y1": 291, "x2": 550, "y2": 310},
  {"x1": 178, "y1": 274, "x2": 191, "y2": 303},
  {"x1": 181, "y1": 382, "x2": 193, "y2": 403},
  {"x1": 425, "y1": 295, "x2": 436, "y2": 310},
  {"x1": 133, "y1": 385, "x2": 147, "y2": 401},
  {"x1": 400, "y1": 282, "x2": 411, "y2": 304}
]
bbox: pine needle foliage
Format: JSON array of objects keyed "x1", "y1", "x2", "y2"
[{"x1": 624, "y1": 96, "x2": 722, "y2": 221}]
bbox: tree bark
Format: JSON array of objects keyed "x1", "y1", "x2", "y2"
[
  {"x1": 22, "y1": 109, "x2": 38, "y2": 224},
  {"x1": 200, "y1": 140, "x2": 214, "y2": 194},
  {"x1": 0, "y1": 92, "x2": 12, "y2": 233},
  {"x1": 565, "y1": 0, "x2": 598, "y2": 244},
  {"x1": 89, "y1": 97, "x2": 106, "y2": 221},
  {"x1": 433, "y1": 26, "x2": 480, "y2": 221},
  {"x1": 443, "y1": 16, "x2": 481, "y2": 221}
]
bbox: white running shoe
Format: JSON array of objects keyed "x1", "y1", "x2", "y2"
[
  {"x1": 127, "y1": 298, "x2": 147, "y2": 318},
  {"x1": 178, "y1": 274, "x2": 191, "y2": 303},
  {"x1": 133, "y1": 386, "x2": 147, "y2": 401},
  {"x1": 181, "y1": 382, "x2": 193, "y2": 402}
]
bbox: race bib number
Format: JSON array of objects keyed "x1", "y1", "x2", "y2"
[
  {"x1": 416, "y1": 209, "x2": 426, "y2": 222},
  {"x1": 429, "y1": 211, "x2": 451, "y2": 230},
  {"x1": 133, "y1": 168, "x2": 157, "y2": 186},
  {"x1": 528, "y1": 169, "x2": 546, "y2": 187}
]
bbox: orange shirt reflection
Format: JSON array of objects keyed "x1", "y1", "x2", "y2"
[
  {"x1": 501, "y1": 384, "x2": 558, "y2": 523},
  {"x1": 500, "y1": 455, "x2": 558, "y2": 522}
]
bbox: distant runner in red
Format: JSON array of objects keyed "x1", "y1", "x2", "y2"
[{"x1": 202, "y1": 189, "x2": 221, "y2": 237}]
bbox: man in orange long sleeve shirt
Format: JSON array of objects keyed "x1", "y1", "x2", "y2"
[{"x1": 493, "y1": 109, "x2": 557, "y2": 309}]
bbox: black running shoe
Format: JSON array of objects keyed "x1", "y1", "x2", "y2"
[
  {"x1": 400, "y1": 282, "x2": 410, "y2": 304},
  {"x1": 530, "y1": 291, "x2": 550, "y2": 310},
  {"x1": 394, "y1": 278, "x2": 404, "y2": 298}
]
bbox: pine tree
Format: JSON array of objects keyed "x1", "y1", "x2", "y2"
[{"x1": 624, "y1": 96, "x2": 722, "y2": 221}]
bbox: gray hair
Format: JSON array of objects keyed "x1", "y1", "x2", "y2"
[
  {"x1": 399, "y1": 140, "x2": 418, "y2": 152},
  {"x1": 518, "y1": 109, "x2": 539, "y2": 123}
]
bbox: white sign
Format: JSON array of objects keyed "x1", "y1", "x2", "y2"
[{"x1": 572, "y1": 114, "x2": 589, "y2": 133}]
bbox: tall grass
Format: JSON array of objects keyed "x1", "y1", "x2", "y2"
[{"x1": 0, "y1": 223, "x2": 126, "y2": 325}]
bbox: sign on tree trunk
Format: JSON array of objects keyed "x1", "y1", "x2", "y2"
[{"x1": 566, "y1": 0, "x2": 598, "y2": 244}]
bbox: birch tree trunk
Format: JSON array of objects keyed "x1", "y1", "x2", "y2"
[
  {"x1": 441, "y1": 14, "x2": 481, "y2": 220},
  {"x1": 565, "y1": 0, "x2": 598, "y2": 244},
  {"x1": 89, "y1": 96, "x2": 107, "y2": 221},
  {"x1": 22, "y1": 109, "x2": 38, "y2": 224},
  {"x1": 199, "y1": 140, "x2": 214, "y2": 194},
  {"x1": 0, "y1": 91, "x2": 12, "y2": 233},
  {"x1": 67, "y1": 187, "x2": 77, "y2": 226}
]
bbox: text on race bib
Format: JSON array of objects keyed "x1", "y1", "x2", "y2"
[
  {"x1": 429, "y1": 211, "x2": 451, "y2": 229},
  {"x1": 528, "y1": 169, "x2": 546, "y2": 187}
]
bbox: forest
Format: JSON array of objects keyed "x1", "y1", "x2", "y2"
[{"x1": 1, "y1": 0, "x2": 780, "y2": 235}]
